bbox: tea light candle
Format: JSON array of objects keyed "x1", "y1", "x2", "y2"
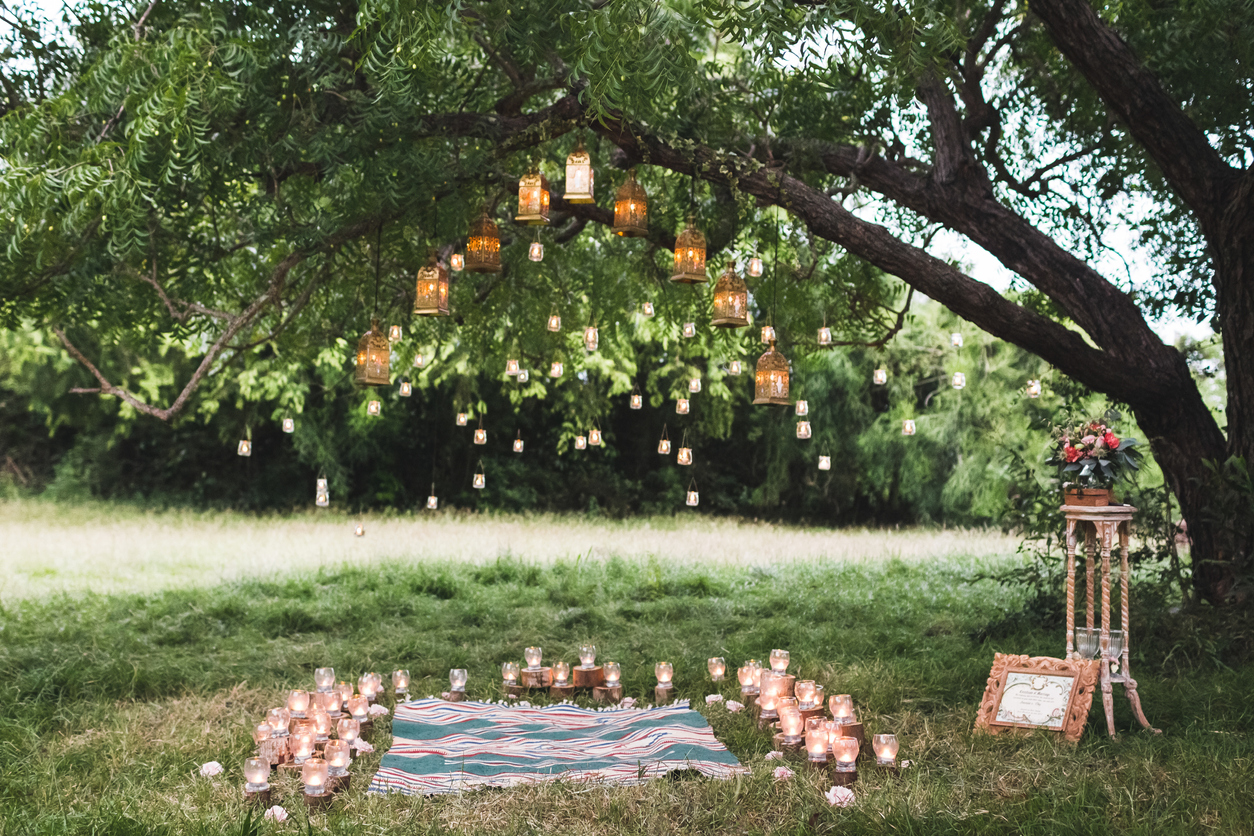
[
  {"x1": 708, "y1": 657, "x2": 726, "y2": 681},
  {"x1": 288, "y1": 689, "x2": 310, "y2": 719},
  {"x1": 553, "y1": 661, "x2": 571, "y2": 686},
  {"x1": 358, "y1": 674, "x2": 378, "y2": 700},
  {"x1": 829, "y1": 694, "x2": 855, "y2": 724},
  {"x1": 245, "y1": 757, "x2": 270, "y2": 792},
  {"x1": 502, "y1": 662, "x2": 520, "y2": 684},
  {"x1": 737, "y1": 665, "x2": 757, "y2": 695},
  {"x1": 309, "y1": 706, "x2": 331, "y2": 741},
  {"x1": 291, "y1": 732, "x2": 316, "y2": 764},
  {"x1": 655, "y1": 662, "x2": 674, "y2": 688},
  {"x1": 811, "y1": 684, "x2": 825, "y2": 709},
  {"x1": 603, "y1": 662, "x2": 621, "y2": 684},
  {"x1": 872, "y1": 733, "x2": 899, "y2": 766},
  {"x1": 449, "y1": 669, "x2": 468, "y2": 692},
  {"x1": 392, "y1": 669, "x2": 410, "y2": 695},
  {"x1": 779, "y1": 704, "x2": 804, "y2": 743},
  {"x1": 794, "y1": 680, "x2": 817, "y2": 709},
  {"x1": 324, "y1": 740, "x2": 350, "y2": 777},
  {"x1": 642, "y1": 302, "x2": 655, "y2": 316},
  {"x1": 769, "y1": 649, "x2": 790, "y2": 673},
  {"x1": 524, "y1": 647, "x2": 543, "y2": 670},
  {"x1": 578, "y1": 645, "x2": 596, "y2": 668},
  {"x1": 550, "y1": 361, "x2": 564, "y2": 378},
  {"x1": 267, "y1": 708, "x2": 290, "y2": 736},
  {"x1": 252, "y1": 721, "x2": 272, "y2": 745},
  {"x1": 450, "y1": 253, "x2": 464, "y2": 271},
  {"x1": 336, "y1": 718, "x2": 359, "y2": 746},
  {"x1": 805, "y1": 719, "x2": 828, "y2": 762},
  {"x1": 301, "y1": 757, "x2": 329, "y2": 796},
  {"x1": 346, "y1": 696, "x2": 368, "y2": 723},
  {"x1": 682, "y1": 322, "x2": 696, "y2": 338},
  {"x1": 758, "y1": 672, "x2": 781, "y2": 717},
  {"x1": 832, "y1": 736, "x2": 859, "y2": 773},
  {"x1": 336, "y1": 682, "x2": 353, "y2": 704},
  {"x1": 318, "y1": 690, "x2": 341, "y2": 718}
]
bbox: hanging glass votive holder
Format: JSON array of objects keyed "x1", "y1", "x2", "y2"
[
  {"x1": 817, "y1": 326, "x2": 832, "y2": 346},
  {"x1": 1027, "y1": 379, "x2": 1042, "y2": 398},
  {"x1": 670, "y1": 215, "x2": 707, "y2": 283},
  {"x1": 354, "y1": 524, "x2": 365, "y2": 537},
  {"x1": 796, "y1": 420, "x2": 811, "y2": 439},
  {"x1": 472, "y1": 462, "x2": 486, "y2": 490},
  {"x1": 506, "y1": 359, "x2": 520, "y2": 376},
  {"x1": 676, "y1": 398, "x2": 690, "y2": 415},
  {"x1": 689, "y1": 378, "x2": 701, "y2": 394},
  {"x1": 426, "y1": 492, "x2": 438, "y2": 510},
  {"x1": 728, "y1": 360, "x2": 742, "y2": 376},
  {"x1": 399, "y1": 381, "x2": 412, "y2": 397},
  {"x1": 367, "y1": 400, "x2": 381, "y2": 416},
  {"x1": 238, "y1": 440, "x2": 252, "y2": 457},
  {"x1": 795, "y1": 400, "x2": 808, "y2": 417},
  {"x1": 474, "y1": 425, "x2": 487, "y2": 445},
  {"x1": 584, "y1": 326, "x2": 598, "y2": 352},
  {"x1": 547, "y1": 313, "x2": 561, "y2": 332},
  {"x1": 316, "y1": 490, "x2": 329, "y2": 508},
  {"x1": 550, "y1": 361, "x2": 563, "y2": 378},
  {"x1": 388, "y1": 325, "x2": 402, "y2": 342},
  {"x1": 564, "y1": 139, "x2": 595, "y2": 203},
  {"x1": 873, "y1": 368, "x2": 887, "y2": 385},
  {"x1": 515, "y1": 170, "x2": 550, "y2": 225},
  {"x1": 952, "y1": 372, "x2": 966, "y2": 390},
  {"x1": 902, "y1": 419, "x2": 917, "y2": 436},
  {"x1": 575, "y1": 434, "x2": 587, "y2": 450},
  {"x1": 450, "y1": 253, "x2": 464, "y2": 272},
  {"x1": 677, "y1": 447, "x2": 692, "y2": 466},
  {"x1": 760, "y1": 325, "x2": 776, "y2": 343},
  {"x1": 818, "y1": 455, "x2": 831, "y2": 471},
  {"x1": 456, "y1": 412, "x2": 468, "y2": 426},
  {"x1": 686, "y1": 481, "x2": 700, "y2": 507},
  {"x1": 282, "y1": 418, "x2": 295, "y2": 433},
  {"x1": 589, "y1": 428, "x2": 603, "y2": 447},
  {"x1": 748, "y1": 254, "x2": 764, "y2": 277},
  {"x1": 951, "y1": 332, "x2": 963, "y2": 347},
  {"x1": 612, "y1": 169, "x2": 648, "y2": 237},
  {"x1": 513, "y1": 432, "x2": 524, "y2": 453},
  {"x1": 682, "y1": 322, "x2": 696, "y2": 338},
  {"x1": 657, "y1": 425, "x2": 671, "y2": 455},
  {"x1": 641, "y1": 302, "x2": 655, "y2": 317},
  {"x1": 528, "y1": 241, "x2": 544, "y2": 262},
  {"x1": 630, "y1": 391, "x2": 643, "y2": 410},
  {"x1": 413, "y1": 353, "x2": 426, "y2": 369}
]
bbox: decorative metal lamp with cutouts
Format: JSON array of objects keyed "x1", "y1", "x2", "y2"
[
  {"x1": 354, "y1": 319, "x2": 391, "y2": 386},
  {"x1": 753, "y1": 342, "x2": 790, "y2": 405},
  {"x1": 516, "y1": 171, "x2": 550, "y2": 225},
  {"x1": 466, "y1": 209, "x2": 501, "y2": 273},
  {"x1": 711, "y1": 261, "x2": 749, "y2": 328},
  {"x1": 563, "y1": 140, "x2": 595, "y2": 204},
  {"x1": 612, "y1": 170, "x2": 648, "y2": 237},
  {"x1": 413, "y1": 251, "x2": 450, "y2": 317},
  {"x1": 671, "y1": 216, "x2": 707, "y2": 283}
]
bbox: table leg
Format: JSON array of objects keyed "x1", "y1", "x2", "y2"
[
  {"x1": 1100, "y1": 651, "x2": 1117, "y2": 738},
  {"x1": 1122, "y1": 674, "x2": 1161, "y2": 734},
  {"x1": 1065, "y1": 519, "x2": 1078, "y2": 659},
  {"x1": 1085, "y1": 527, "x2": 1096, "y2": 630}
]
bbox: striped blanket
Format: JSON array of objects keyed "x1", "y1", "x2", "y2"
[{"x1": 367, "y1": 698, "x2": 749, "y2": 795}]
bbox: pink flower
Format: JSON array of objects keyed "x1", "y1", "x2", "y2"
[
  {"x1": 1081, "y1": 434, "x2": 1097, "y2": 447},
  {"x1": 726, "y1": 700, "x2": 744, "y2": 713},
  {"x1": 198, "y1": 761, "x2": 223, "y2": 777},
  {"x1": 705, "y1": 694, "x2": 724, "y2": 704},
  {"x1": 368, "y1": 704, "x2": 389, "y2": 717},
  {"x1": 353, "y1": 739, "x2": 374, "y2": 753},
  {"x1": 1103, "y1": 431, "x2": 1120, "y2": 450},
  {"x1": 773, "y1": 765, "x2": 795, "y2": 781},
  {"x1": 825, "y1": 785, "x2": 855, "y2": 807},
  {"x1": 765, "y1": 751, "x2": 785, "y2": 761},
  {"x1": 263, "y1": 806, "x2": 288, "y2": 823},
  {"x1": 619, "y1": 697, "x2": 638, "y2": 708}
]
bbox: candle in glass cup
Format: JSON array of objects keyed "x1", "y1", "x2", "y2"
[
  {"x1": 603, "y1": 662, "x2": 621, "y2": 684},
  {"x1": 553, "y1": 661, "x2": 571, "y2": 686},
  {"x1": 324, "y1": 740, "x2": 350, "y2": 777},
  {"x1": 392, "y1": 670, "x2": 410, "y2": 695},
  {"x1": 794, "y1": 680, "x2": 817, "y2": 708},
  {"x1": 769, "y1": 649, "x2": 790, "y2": 673},
  {"x1": 502, "y1": 662, "x2": 520, "y2": 684},
  {"x1": 737, "y1": 665, "x2": 757, "y2": 694},
  {"x1": 779, "y1": 703, "x2": 805, "y2": 743},
  {"x1": 266, "y1": 708, "x2": 290, "y2": 736},
  {"x1": 314, "y1": 667, "x2": 335, "y2": 693},
  {"x1": 757, "y1": 673, "x2": 781, "y2": 717},
  {"x1": 287, "y1": 689, "x2": 310, "y2": 719},
  {"x1": 829, "y1": 694, "x2": 855, "y2": 724},
  {"x1": 318, "y1": 690, "x2": 341, "y2": 718},
  {"x1": 346, "y1": 696, "x2": 368, "y2": 723},
  {"x1": 291, "y1": 719, "x2": 314, "y2": 740},
  {"x1": 805, "y1": 719, "x2": 829, "y2": 762},
  {"x1": 578, "y1": 645, "x2": 597, "y2": 668},
  {"x1": 336, "y1": 718, "x2": 359, "y2": 746},
  {"x1": 872, "y1": 733, "x2": 900, "y2": 766},
  {"x1": 310, "y1": 706, "x2": 332, "y2": 741},
  {"x1": 832, "y1": 737, "x2": 859, "y2": 772},
  {"x1": 252, "y1": 721, "x2": 273, "y2": 745},
  {"x1": 707, "y1": 657, "x2": 726, "y2": 681},
  {"x1": 655, "y1": 662, "x2": 674, "y2": 687},
  {"x1": 291, "y1": 732, "x2": 316, "y2": 764},
  {"x1": 524, "y1": 647, "x2": 543, "y2": 670},
  {"x1": 301, "y1": 757, "x2": 329, "y2": 796},
  {"x1": 449, "y1": 669, "x2": 468, "y2": 692},
  {"x1": 244, "y1": 757, "x2": 270, "y2": 792},
  {"x1": 357, "y1": 675, "x2": 377, "y2": 700},
  {"x1": 336, "y1": 681, "x2": 353, "y2": 704}
]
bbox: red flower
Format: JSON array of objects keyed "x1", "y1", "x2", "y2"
[
  {"x1": 1103, "y1": 431, "x2": 1120, "y2": 450},
  {"x1": 1064, "y1": 445, "x2": 1081, "y2": 463}
]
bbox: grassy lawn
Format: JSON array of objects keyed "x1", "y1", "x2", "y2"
[{"x1": 1, "y1": 502, "x2": 1251, "y2": 835}]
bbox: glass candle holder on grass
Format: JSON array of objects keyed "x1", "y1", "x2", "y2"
[
  {"x1": 288, "y1": 690, "x2": 310, "y2": 719},
  {"x1": 832, "y1": 737, "x2": 859, "y2": 773},
  {"x1": 502, "y1": 662, "x2": 520, "y2": 684},
  {"x1": 266, "y1": 708, "x2": 290, "y2": 736},
  {"x1": 310, "y1": 707, "x2": 332, "y2": 741},
  {"x1": 708, "y1": 657, "x2": 726, "y2": 681},
  {"x1": 324, "y1": 740, "x2": 350, "y2": 777},
  {"x1": 603, "y1": 662, "x2": 621, "y2": 685},
  {"x1": 737, "y1": 665, "x2": 758, "y2": 695},
  {"x1": 301, "y1": 757, "x2": 329, "y2": 796},
  {"x1": 346, "y1": 696, "x2": 368, "y2": 724},
  {"x1": 872, "y1": 733, "x2": 899, "y2": 766},
  {"x1": 392, "y1": 670, "x2": 410, "y2": 695},
  {"x1": 245, "y1": 757, "x2": 270, "y2": 792},
  {"x1": 779, "y1": 704, "x2": 804, "y2": 743},
  {"x1": 314, "y1": 668, "x2": 335, "y2": 693},
  {"x1": 794, "y1": 680, "x2": 817, "y2": 709},
  {"x1": 524, "y1": 647, "x2": 543, "y2": 670},
  {"x1": 769, "y1": 649, "x2": 790, "y2": 673},
  {"x1": 318, "y1": 690, "x2": 341, "y2": 718},
  {"x1": 579, "y1": 646, "x2": 597, "y2": 668},
  {"x1": 252, "y1": 722, "x2": 272, "y2": 745},
  {"x1": 553, "y1": 662, "x2": 571, "y2": 686},
  {"x1": 655, "y1": 662, "x2": 674, "y2": 688},
  {"x1": 291, "y1": 732, "x2": 316, "y2": 765},
  {"x1": 829, "y1": 694, "x2": 855, "y2": 724},
  {"x1": 806, "y1": 719, "x2": 829, "y2": 762},
  {"x1": 336, "y1": 718, "x2": 359, "y2": 747},
  {"x1": 449, "y1": 669, "x2": 468, "y2": 692},
  {"x1": 336, "y1": 682, "x2": 353, "y2": 704},
  {"x1": 358, "y1": 674, "x2": 379, "y2": 701}
]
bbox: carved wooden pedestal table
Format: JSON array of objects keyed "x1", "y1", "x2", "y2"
[{"x1": 1063, "y1": 504, "x2": 1160, "y2": 738}]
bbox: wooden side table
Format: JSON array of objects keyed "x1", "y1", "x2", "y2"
[{"x1": 1063, "y1": 504, "x2": 1160, "y2": 738}]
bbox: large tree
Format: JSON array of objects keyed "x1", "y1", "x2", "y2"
[{"x1": 1, "y1": 0, "x2": 1250, "y2": 602}]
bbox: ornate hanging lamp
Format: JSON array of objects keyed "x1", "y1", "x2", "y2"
[
  {"x1": 670, "y1": 216, "x2": 707, "y2": 283},
  {"x1": 413, "y1": 251, "x2": 450, "y2": 317},
  {"x1": 728, "y1": 360, "x2": 742, "y2": 376},
  {"x1": 354, "y1": 318, "x2": 391, "y2": 387},
  {"x1": 563, "y1": 139, "x2": 595, "y2": 204},
  {"x1": 466, "y1": 208, "x2": 501, "y2": 273},
  {"x1": 752, "y1": 341, "x2": 790, "y2": 405},
  {"x1": 516, "y1": 170, "x2": 550, "y2": 225},
  {"x1": 612, "y1": 169, "x2": 648, "y2": 237},
  {"x1": 711, "y1": 260, "x2": 748, "y2": 328}
]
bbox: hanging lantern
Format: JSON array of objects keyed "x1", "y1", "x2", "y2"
[
  {"x1": 952, "y1": 372, "x2": 966, "y2": 390},
  {"x1": 399, "y1": 381, "x2": 412, "y2": 397},
  {"x1": 466, "y1": 209, "x2": 501, "y2": 273},
  {"x1": 795, "y1": 400, "x2": 808, "y2": 417},
  {"x1": 237, "y1": 439, "x2": 252, "y2": 457},
  {"x1": 677, "y1": 447, "x2": 693, "y2": 466},
  {"x1": 564, "y1": 139, "x2": 595, "y2": 203},
  {"x1": 760, "y1": 325, "x2": 776, "y2": 343},
  {"x1": 388, "y1": 325, "x2": 402, "y2": 342},
  {"x1": 818, "y1": 455, "x2": 831, "y2": 471},
  {"x1": 796, "y1": 421, "x2": 812, "y2": 439},
  {"x1": 354, "y1": 318, "x2": 391, "y2": 386},
  {"x1": 506, "y1": 359, "x2": 520, "y2": 376},
  {"x1": 670, "y1": 216, "x2": 708, "y2": 283},
  {"x1": 1027, "y1": 379, "x2": 1042, "y2": 398},
  {"x1": 612, "y1": 169, "x2": 648, "y2": 237},
  {"x1": 472, "y1": 463, "x2": 486, "y2": 490},
  {"x1": 630, "y1": 388, "x2": 643, "y2": 409},
  {"x1": 689, "y1": 378, "x2": 702, "y2": 394},
  {"x1": 514, "y1": 432, "x2": 524, "y2": 453},
  {"x1": 729, "y1": 360, "x2": 742, "y2": 376},
  {"x1": 951, "y1": 332, "x2": 963, "y2": 347},
  {"x1": 686, "y1": 482, "x2": 699, "y2": 507},
  {"x1": 748, "y1": 254, "x2": 764, "y2": 277},
  {"x1": 642, "y1": 302, "x2": 655, "y2": 317},
  {"x1": 676, "y1": 398, "x2": 690, "y2": 415},
  {"x1": 282, "y1": 418, "x2": 295, "y2": 433},
  {"x1": 355, "y1": 524, "x2": 365, "y2": 537},
  {"x1": 316, "y1": 490, "x2": 329, "y2": 507},
  {"x1": 547, "y1": 313, "x2": 561, "y2": 332},
  {"x1": 517, "y1": 369, "x2": 530, "y2": 383},
  {"x1": 817, "y1": 326, "x2": 831, "y2": 346},
  {"x1": 413, "y1": 353, "x2": 426, "y2": 368},
  {"x1": 753, "y1": 342, "x2": 790, "y2": 405},
  {"x1": 584, "y1": 326, "x2": 598, "y2": 351},
  {"x1": 575, "y1": 434, "x2": 587, "y2": 450},
  {"x1": 456, "y1": 412, "x2": 468, "y2": 426},
  {"x1": 873, "y1": 368, "x2": 887, "y2": 385},
  {"x1": 450, "y1": 253, "x2": 465, "y2": 272},
  {"x1": 474, "y1": 422, "x2": 487, "y2": 445},
  {"x1": 528, "y1": 241, "x2": 544, "y2": 261},
  {"x1": 658, "y1": 426, "x2": 670, "y2": 454},
  {"x1": 515, "y1": 170, "x2": 551, "y2": 225},
  {"x1": 589, "y1": 428, "x2": 603, "y2": 446},
  {"x1": 903, "y1": 419, "x2": 917, "y2": 436},
  {"x1": 426, "y1": 491, "x2": 438, "y2": 510},
  {"x1": 367, "y1": 400, "x2": 381, "y2": 416},
  {"x1": 413, "y1": 251, "x2": 450, "y2": 317},
  {"x1": 682, "y1": 322, "x2": 696, "y2": 338},
  {"x1": 550, "y1": 361, "x2": 564, "y2": 378},
  {"x1": 317, "y1": 478, "x2": 328, "y2": 492},
  {"x1": 711, "y1": 261, "x2": 749, "y2": 328}
]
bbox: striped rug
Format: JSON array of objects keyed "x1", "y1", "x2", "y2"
[{"x1": 367, "y1": 698, "x2": 749, "y2": 795}]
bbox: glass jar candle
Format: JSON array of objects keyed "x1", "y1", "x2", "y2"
[
  {"x1": 324, "y1": 740, "x2": 350, "y2": 777},
  {"x1": 266, "y1": 708, "x2": 290, "y2": 736},
  {"x1": 244, "y1": 757, "x2": 270, "y2": 792},
  {"x1": 708, "y1": 657, "x2": 726, "y2": 681},
  {"x1": 336, "y1": 718, "x2": 359, "y2": 746},
  {"x1": 524, "y1": 647, "x2": 543, "y2": 670},
  {"x1": 252, "y1": 722, "x2": 273, "y2": 745},
  {"x1": 309, "y1": 706, "x2": 331, "y2": 741},
  {"x1": 603, "y1": 662, "x2": 621, "y2": 684},
  {"x1": 502, "y1": 662, "x2": 520, "y2": 684},
  {"x1": 829, "y1": 694, "x2": 855, "y2": 724},
  {"x1": 832, "y1": 736, "x2": 859, "y2": 773},
  {"x1": 314, "y1": 667, "x2": 335, "y2": 693},
  {"x1": 779, "y1": 703, "x2": 804, "y2": 743},
  {"x1": 301, "y1": 757, "x2": 329, "y2": 796},
  {"x1": 318, "y1": 690, "x2": 341, "y2": 718},
  {"x1": 872, "y1": 733, "x2": 899, "y2": 766},
  {"x1": 769, "y1": 649, "x2": 790, "y2": 673},
  {"x1": 291, "y1": 732, "x2": 315, "y2": 765},
  {"x1": 655, "y1": 662, "x2": 674, "y2": 688},
  {"x1": 757, "y1": 673, "x2": 781, "y2": 718},
  {"x1": 392, "y1": 670, "x2": 410, "y2": 695},
  {"x1": 811, "y1": 684, "x2": 825, "y2": 710},
  {"x1": 357, "y1": 675, "x2": 377, "y2": 700},
  {"x1": 579, "y1": 645, "x2": 597, "y2": 668},
  {"x1": 805, "y1": 719, "x2": 829, "y2": 762},
  {"x1": 794, "y1": 680, "x2": 817, "y2": 709},
  {"x1": 553, "y1": 661, "x2": 571, "y2": 686},
  {"x1": 287, "y1": 689, "x2": 310, "y2": 719},
  {"x1": 346, "y1": 696, "x2": 368, "y2": 723},
  {"x1": 449, "y1": 669, "x2": 468, "y2": 692},
  {"x1": 737, "y1": 665, "x2": 757, "y2": 695},
  {"x1": 336, "y1": 682, "x2": 353, "y2": 704}
]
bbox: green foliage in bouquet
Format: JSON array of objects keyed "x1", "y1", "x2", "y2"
[{"x1": 1048, "y1": 410, "x2": 1144, "y2": 489}]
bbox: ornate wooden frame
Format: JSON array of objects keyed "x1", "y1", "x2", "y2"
[{"x1": 974, "y1": 653, "x2": 1099, "y2": 743}]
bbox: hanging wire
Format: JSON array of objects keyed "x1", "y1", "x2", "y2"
[
  {"x1": 772, "y1": 209, "x2": 779, "y2": 328},
  {"x1": 373, "y1": 221, "x2": 382, "y2": 317}
]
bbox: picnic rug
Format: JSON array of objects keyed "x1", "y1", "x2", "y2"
[{"x1": 367, "y1": 698, "x2": 750, "y2": 795}]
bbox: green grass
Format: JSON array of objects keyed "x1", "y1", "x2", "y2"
[{"x1": 1, "y1": 510, "x2": 1252, "y2": 835}]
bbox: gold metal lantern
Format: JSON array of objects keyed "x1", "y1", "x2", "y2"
[
  {"x1": 466, "y1": 209, "x2": 501, "y2": 273},
  {"x1": 516, "y1": 171, "x2": 550, "y2": 225},
  {"x1": 413, "y1": 252, "x2": 450, "y2": 317},
  {"x1": 671, "y1": 216, "x2": 707, "y2": 283},
  {"x1": 612, "y1": 169, "x2": 648, "y2": 237},
  {"x1": 711, "y1": 261, "x2": 748, "y2": 328},
  {"x1": 753, "y1": 342, "x2": 790, "y2": 405},
  {"x1": 354, "y1": 319, "x2": 391, "y2": 386},
  {"x1": 564, "y1": 140, "x2": 595, "y2": 204}
]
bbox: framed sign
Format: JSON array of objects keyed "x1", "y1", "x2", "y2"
[{"x1": 975, "y1": 653, "x2": 1099, "y2": 742}]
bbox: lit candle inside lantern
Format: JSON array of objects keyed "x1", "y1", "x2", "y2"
[
  {"x1": 318, "y1": 690, "x2": 341, "y2": 718},
  {"x1": 806, "y1": 720, "x2": 829, "y2": 762},
  {"x1": 657, "y1": 437, "x2": 671, "y2": 454},
  {"x1": 506, "y1": 359, "x2": 520, "y2": 376},
  {"x1": 758, "y1": 672, "x2": 781, "y2": 718},
  {"x1": 761, "y1": 326, "x2": 776, "y2": 343},
  {"x1": 413, "y1": 353, "x2": 426, "y2": 369},
  {"x1": 603, "y1": 662, "x2": 621, "y2": 684},
  {"x1": 514, "y1": 436, "x2": 524, "y2": 453},
  {"x1": 252, "y1": 721, "x2": 272, "y2": 745},
  {"x1": 707, "y1": 657, "x2": 726, "y2": 681},
  {"x1": 951, "y1": 332, "x2": 963, "y2": 347},
  {"x1": 354, "y1": 524, "x2": 365, "y2": 537},
  {"x1": 367, "y1": 400, "x2": 381, "y2": 416},
  {"x1": 779, "y1": 703, "x2": 805, "y2": 743},
  {"x1": 689, "y1": 378, "x2": 701, "y2": 393},
  {"x1": 324, "y1": 740, "x2": 350, "y2": 777},
  {"x1": 796, "y1": 421, "x2": 812, "y2": 439},
  {"x1": 818, "y1": 455, "x2": 831, "y2": 471},
  {"x1": 474, "y1": 427, "x2": 487, "y2": 445},
  {"x1": 449, "y1": 668, "x2": 468, "y2": 691},
  {"x1": 346, "y1": 696, "x2": 368, "y2": 723},
  {"x1": 427, "y1": 494, "x2": 439, "y2": 510},
  {"x1": 655, "y1": 662, "x2": 674, "y2": 687},
  {"x1": 301, "y1": 757, "x2": 329, "y2": 796},
  {"x1": 266, "y1": 708, "x2": 290, "y2": 736},
  {"x1": 550, "y1": 361, "x2": 564, "y2": 378},
  {"x1": 315, "y1": 668, "x2": 335, "y2": 693},
  {"x1": 291, "y1": 732, "x2": 315, "y2": 764},
  {"x1": 676, "y1": 398, "x2": 690, "y2": 415},
  {"x1": 524, "y1": 647, "x2": 543, "y2": 670},
  {"x1": 502, "y1": 662, "x2": 520, "y2": 684},
  {"x1": 473, "y1": 471, "x2": 485, "y2": 489},
  {"x1": 686, "y1": 488, "x2": 699, "y2": 507},
  {"x1": 450, "y1": 253, "x2": 464, "y2": 272},
  {"x1": 795, "y1": 400, "x2": 809, "y2": 417},
  {"x1": 677, "y1": 447, "x2": 692, "y2": 466},
  {"x1": 817, "y1": 326, "x2": 832, "y2": 346},
  {"x1": 952, "y1": 372, "x2": 966, "y2": 390},
  {"x1": 388, "y1": 325, "x2": 402, "y2": 342},
  {"x1": 902, "y1": 419, "x2": 917, "y2": 436},
  {"x1": 642, "y1": 302, "x2": 655, "y2": 317},
  {"x1": 872, "y1": 733, "x2": 899, "y2": 766},
  {"x1": 400, "y1": 381, "x2": 412, "y2": 397},
  {"x1": 547, "y1": 314, "x2": 561, "y2": 332},
  {"x1": 579, "y1": 645, "x2": 597, "y2": 668},
  {"x1": 873, "y1": 368, "x2": 887, "y2": 385},
  {"x1": 238, "y1": 440, "x2": 252, "y2": 457},
  {"x1": 310, "y1": 706, "x2": 332, "y2": 741},
  {"x1": 737, "y1": 665, "x2": 757, "y2": 695},
  {"x1": 288, "y1": 690, "x2": 310, "y2": 719},
  {"x1": 245, "y1": 757, "x2": 270, "y2": 792},
  {"x1": 1026, "y1": 379, "x2": 1042, "y2": 398},
  {"x1": 584, "y1": 326, "x2": 598, "y2": 351},
  {"x1": 529, "y1": 241, "x2": 544, "y2": 262},
  {"x1": 283, "y1": 418, "x2": 295, "y2": 433},
  {"x1": 456, "y1": 412, "x2": 468, "y2": 426},
  {"x1": 518, "y1": 369, "x2": 529, "y2": 383},
  {"x1": 392, "y1": 669, "x2": 410, "y2": 695},
  {"x1": 589, "y1": 429, "x2": 602, "y2": 446},
  {"x1": 358, "y1": 675, "x2": 376, "y2": 700},
  {"x1": 336, "y1": 681, "x2": 352, "y2": 704},
  {"x1": 729, "y1": 360, "x2": 742, "y2": 375},
  {"x1": 769, "y1": 649, "x2": 790, "y2": 673},
  {"x1": 794, "y1": 680, "x2": 817, "y2": 709},
  {"x1": 829, "y1": 694, "x2": 855, "y2": 724},
  {"x1": 553, "y1": 661, "x2": 571, "y2": 686},
  {"x1": 630, "y1": 394, "x2": 643, "y2": 409},
  {"x1": 832, "y1": 737, "x2": 859, "y2": 773},
  {"x1": 682, "y1": 322, "x2": 696, "y2": 338},
  {"x1": 336, "y1": 718, "x2": 359, "y2": 746}
]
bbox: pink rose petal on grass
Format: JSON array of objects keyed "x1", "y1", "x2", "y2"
[
  {"x1": 825, "y1": 785, "x2": 855, "y2": 807},
  {"x1": 198, "y1": 761, "x2": 223, "y2": 777},
  {"x1": 263, "y1": 806, "x2": 288, "y2": 822},
  {"x1": 765, "y1": 751, "x2": 785, "y2": 761},
  {"x1": 353, "y1": 740, "x2": 374, "y2": 753},
  {"x1": 705, "y1": 694, "x2": 724, "y2": 704},
  {"x1": 726, "y1": 700, "x2": 744, "y2": 712},
  {"x1": 773, "y1": 765, "x2": 795, "y2": 781},
  {"x1": 619, "y1": 697, "x2": 637, "y2": 708},
  {"x1": 368, "y1": 704, "x2": 389, "y2": 717}
]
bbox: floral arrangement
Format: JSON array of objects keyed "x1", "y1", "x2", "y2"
[{"x1": 1048, "y1": 413, "x2": 1143, "y2": 488}]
